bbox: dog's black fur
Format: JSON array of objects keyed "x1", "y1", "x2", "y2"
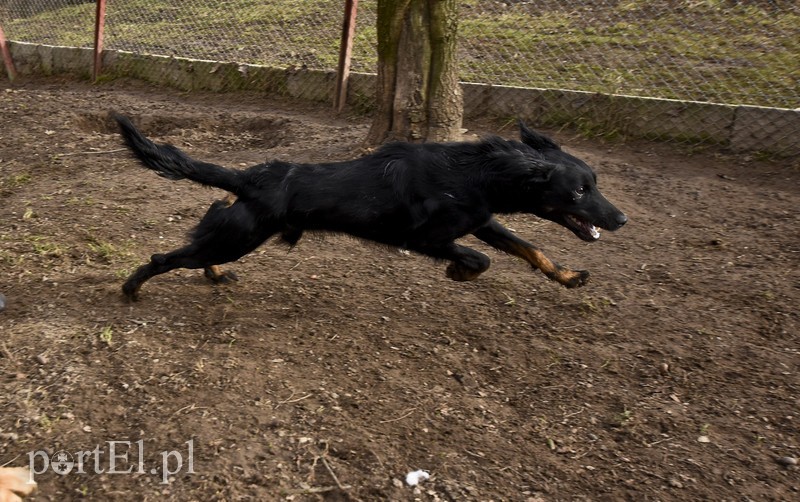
[{"x1": 113, "y1": 114, "x2": 627, "y2": 300}]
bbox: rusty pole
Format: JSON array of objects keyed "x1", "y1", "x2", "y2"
[
  {"x1": 334, "y1": 0, "x2": 359, "y2": 112},
  {"x1": 0, "y1": 23, "x2": 17, "y2": 82},
  {"x1": 93, "y1": 0, "x2": 107, "y2": 81}
]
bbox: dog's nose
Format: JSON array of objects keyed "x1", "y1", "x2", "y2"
[{"x1": 615, "y1": 213, "x2": 628, "y2": 227}]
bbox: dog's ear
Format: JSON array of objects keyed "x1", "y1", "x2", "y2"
[
  {"x1": 525, "y1": 158, "x2": 561, "y2": 183},
  {"x1": 519, "y1": 121, "x2": 561, "y2": 151}
]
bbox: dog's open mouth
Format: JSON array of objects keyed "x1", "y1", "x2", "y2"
[{"x1": 565, "y1": 214, "x2": 600, "y2": 241}]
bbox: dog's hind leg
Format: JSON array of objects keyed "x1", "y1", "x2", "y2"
[
  {"x1": 473, "y1": 218, "x2": 589, "y2": 288},
  {"x1": 197, "y1": 194, "x2": 242, "y2": 284},
  {"x1": 122, "y1": 241, "x2": 253, "y2": 301},
  {"x1": 122, "y1": 246, "x2": 208, "y2": 300},
  {"x1": 411, "y1": 243, "x2": 491, "y2": 282},
  {"x1": 123, "y1": 228, "x2": 276, "y2": 300}
]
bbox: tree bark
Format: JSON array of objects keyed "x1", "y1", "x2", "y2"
[
  {"x1": 426, "y1": 0, "x2": 462, "y2": 142},
  {"x1": 366, "y1": 0, "x2": 462, "y2": 145}
]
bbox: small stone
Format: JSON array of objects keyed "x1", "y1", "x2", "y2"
[
  {"x1": 697, "y1": 435, "x2": 711, "y2": 443},
  {"x1": 668, "y1": 478, "x2": 683, "y2": 488},
  {"x1": 35, "y1": 354, "x2": 48, "y2": 365},
  {"x1": 777, "y1": 456, "x2": 798, "y2": 467},
  {"x1": 0, "y1": 432, "x2": 19, "y2": 441}
]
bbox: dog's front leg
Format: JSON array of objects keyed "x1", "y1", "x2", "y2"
[{"x1": 473, "y1": 219, "x2": 589, "y2": 288}]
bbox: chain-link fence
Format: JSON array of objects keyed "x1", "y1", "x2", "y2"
[{"x1": 1, "y1": 0, "x2": 798, "y2": 154}]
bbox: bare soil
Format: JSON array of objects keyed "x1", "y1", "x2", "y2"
[{"x1": 1, "y1": 77, "x2": 798, "y2": 501}]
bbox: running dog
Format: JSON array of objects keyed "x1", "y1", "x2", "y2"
[{"x1": 113, "y1": 114, "x2": 627, "y2": 300}]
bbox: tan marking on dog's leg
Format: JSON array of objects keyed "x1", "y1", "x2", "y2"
[
  {"x1": 221, "y1": 194, "x2": 236, "y2": 207},
  {"x1": 507, "y1": 243, "x2": 589, "y2": 288},
  {"x1": 204, "y1": 265, "x2": 239, "y2": 284},
  {"x1": 206, "y1": 265, "x2": 224, "y2": 280}
]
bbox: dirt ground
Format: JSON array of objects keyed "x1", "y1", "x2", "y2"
[{"x1": 0, "y1": 77, "x2": 798, "y2": 501}]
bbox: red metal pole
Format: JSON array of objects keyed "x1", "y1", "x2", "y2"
[
  {"x1": 0, "y1": 23, "x2": 17, "y2": 82},
  {"x1": 93, "y1": 0, "x2": 107, "y2": 81},
  {"x1": 334, "y1": 0, "x2": 359, "y2": 112}
]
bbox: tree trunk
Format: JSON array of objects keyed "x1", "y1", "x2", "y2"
[{"x1": 366, "y1": 0, "x2": 462, "y2": 145}]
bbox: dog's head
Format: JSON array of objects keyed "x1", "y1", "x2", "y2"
[{"x1": 511, "y1": 122, "x2": 628, "y2": 241}]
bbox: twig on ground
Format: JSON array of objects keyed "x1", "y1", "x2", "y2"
[
  {"x1": 171, "y1": 403, "x2": 207, "y2": 417},
  {"x1": 320, "y1": 455, "x2": 351, "y2": 491},
  {"x1": 0, "y1": 342, "x2": 16, "y2": 364},
  {"x1": 379, "y1": 407, "x2": 417, "y2": 424},
  {"x1": 57, "y1": 148, "x2": 127, "y2": 157},
  {"x1": 275, "y1": 391, "x2": 313, "y2": 408}
]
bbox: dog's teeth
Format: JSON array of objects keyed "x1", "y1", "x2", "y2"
[{"x1": 590, "y1": 226, "x2": 600, "y2": 239}]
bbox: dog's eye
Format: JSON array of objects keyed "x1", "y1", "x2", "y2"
[{"x1": 575, "y1": 186, "x2": 587, "y2": 197}]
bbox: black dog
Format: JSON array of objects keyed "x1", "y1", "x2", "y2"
[{"x1": 113, "y1": 114, "x2": 627, "y2": 300}]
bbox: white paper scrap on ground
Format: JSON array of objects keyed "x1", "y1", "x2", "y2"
[{"x1": 405, "y1": 469, "x2": 430, "y2": 486}]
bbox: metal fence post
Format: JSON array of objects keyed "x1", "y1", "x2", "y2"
[
  {"x1": 334, "y1": 0, "x2": 359, "y2": 112},
  {"x1": 0, "y1": 23, "x2": 17, "y2": 82},
  {"x1": 93, "y1": 0, "x2": 107, "y2": 81}
]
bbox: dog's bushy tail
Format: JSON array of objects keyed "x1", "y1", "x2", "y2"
[{"x1": 113, "y1": 113, "x2": 243, "y2": 195}]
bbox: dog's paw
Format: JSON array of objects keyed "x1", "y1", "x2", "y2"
[
  {"x1": 446, "y1": 263, "x2": 482, "y2": 282},
  {"x1": 445, "y1": 263, "x2": 467, "y2": 281},
  {"x1": 204, "y1": 267, "x2": 239, "y2": 284},
  {"x1": 562, "y1": 269, "x2": 590, "y2": 288},
  {"x1": 121, "y1": 284, "x2": 140, "y2": 302},
  {"x1": 543, "y1": 266, "x2": 590, "y2": 288},
  {"x1": 219, "y1": 271, "x2": 239, "y2": 283}
]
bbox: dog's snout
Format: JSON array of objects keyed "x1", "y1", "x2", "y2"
[{"x1": 601, "y1": 210, "x2": 628, "y2": 231}]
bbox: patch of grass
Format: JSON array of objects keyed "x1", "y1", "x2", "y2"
[
  {"x1": 579, "y1": 295, "x2": 616, "y2": 314},
  {"x1": 38, "y1": 413, "x2": 55, "y2": 431},
  {"x1": 0, "y1": 249, "x2": 24, "y2": 267},
  {"x1": 66, "y1": 196, "x2": 96, "y2": 207},
  {"x1": 82, "y1": 232, "x2": 139, "y2": 280},
  {"x1": 84, "y1": 234, "x2": 136, "y2": 270},
  {"x1": 573, "y1": 116, "x2": 622, "y2": 141},
  {"x1": 99, "y1": 326, "x2": 113, "y2": 346},
  {"x1": 759, "y1": 290, "x2": 776, "y2": 301},
  {"x1": 114, "y1": 267, "x2": 135, "y2": 280},
  {"x1": 87, "y1": 239, "x2": 120, "y2": 263},
  {"x1": 613, "y1": 406, "x2": 634, "y2": 427},
  {"x1": 27, "y1": 235, "x2": 66, "y2": 258},
  {"x1": 0, "y1": 173, "x2": 32, "y2": 194}
]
